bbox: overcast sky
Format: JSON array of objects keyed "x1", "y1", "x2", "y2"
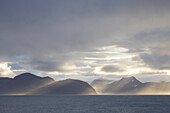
[{"x1": 0, "y1": 0, "x2": 170, "y2": 82}]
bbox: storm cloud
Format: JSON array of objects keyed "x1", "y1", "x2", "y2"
[
  {"x1": 101, "y1": 65, "x2": 124, "y2": 73},
  {"x1": 0, "y1": 0, "x2": 170, "y2": 81}
]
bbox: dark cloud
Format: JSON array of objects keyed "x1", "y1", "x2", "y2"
[
  {"x1": 29, "y1": 59, "x2": 61, "y2": 72},
  {"x1": 101, "y1": 65, "x2": 124, "y2": 73},
  {"x1": 18, "y1": 57, "x2": 75, "y2": 72},
  {"x1": 128, "y1": 29, "x2": 170, "y2": 70},
  {"x1": 1, "y1": 0, "x2": 170, "y2": 57},
  {"x1": 0, "y1": 0, "x2": 170, "y2": 79},
  {"x1": 140, "y1": 53, "x2": 170, "y2": 70}
]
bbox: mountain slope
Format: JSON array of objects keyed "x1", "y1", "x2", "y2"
[
  {"x1": 0, "y1": 73, "x2": 54, "y2": 95},
  {"x1": 139, "y1": 82, "x2": 170, "y2": 94},
  {"x1": 102, "y1": 77, "x2": 143, "y2": 94},
  {"x1": 91, "y1": 79, "x2": 113, "y2": 93},
  {"x1": 102, "y1": 76, "x2": 170, "y2": 94},
  {"x1": 30, "y1": 79, "x2": 97, "y2": 95}
]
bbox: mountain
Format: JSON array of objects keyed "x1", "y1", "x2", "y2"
[
  {"x1": 102, "y1": 76, "x2": 143, "y2": 94},
  {"x1": 30, "y1": 79, "x2": 96, "y2": 95},
  {"x1": 0, "y1": 73, "x2": 96, "y2": 95},
  {"x1": 101, "y1": 76, "x2": 170, "y2": 94},
  {"x1": 91, "y1": 79, "x2": 113, "y2": 93},
  {"x1": 140, "y1": 81, "x2": 170, "y2": 94},
  {"x1": 1, "y1": 73, "x2": 170, "y2": 95},
  {"x1": 0, "y1": 73, "x2": 54, "y2": 95}
]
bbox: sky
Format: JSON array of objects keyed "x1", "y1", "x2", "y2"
[{"x1": 0, "y1": 0, "x2": 170, "y2": 82}]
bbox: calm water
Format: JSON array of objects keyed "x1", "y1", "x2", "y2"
[{"x1": 0, "y1": 95, "x2": 170, "y2": 113}]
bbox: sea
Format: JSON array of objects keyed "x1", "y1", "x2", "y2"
[{"x1": 0, "y1": 95, "x2": 170, "y2": 113}]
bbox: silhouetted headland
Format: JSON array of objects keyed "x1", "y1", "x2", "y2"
[{"x1": 0, "y1": 73, "x2": 96, "y2": 95}]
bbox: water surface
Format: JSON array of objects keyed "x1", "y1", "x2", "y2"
[{"x1": 0, "y1": 95, "x2": 170, "y2": 113}]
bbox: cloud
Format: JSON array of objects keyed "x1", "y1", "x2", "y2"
[
  {"x1": 140, "y1": 53, "x2": 170, "y2": 70},
  {"x1": 0, "y1": 0, "x2": 170, "y2": 81},
  {"x1": 128, "y1": 29, "x2": 170, "y2": 70},
  {"x1": 18, "y1": 57, "x2": 77, "y2": 73},
  {"x1": 1, "y1": 0, "x2": 170, "y2": 57},
  {"x1": 101, "y1": 65, "x2": 124, "y2": 73},
  {"x1": 138, "y1": 75, "x2": 170, "y2": 82},
  {"x1": 0, "y1": 62, "x2": 14, "y2": 77}
]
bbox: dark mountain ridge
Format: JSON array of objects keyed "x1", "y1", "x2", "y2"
[
  {"x1": 0, "y1": 73, "x2": 54, "y2": 95},
  {"x1": 0, "y1": 73, "x2": 96, "y2": 95}
]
